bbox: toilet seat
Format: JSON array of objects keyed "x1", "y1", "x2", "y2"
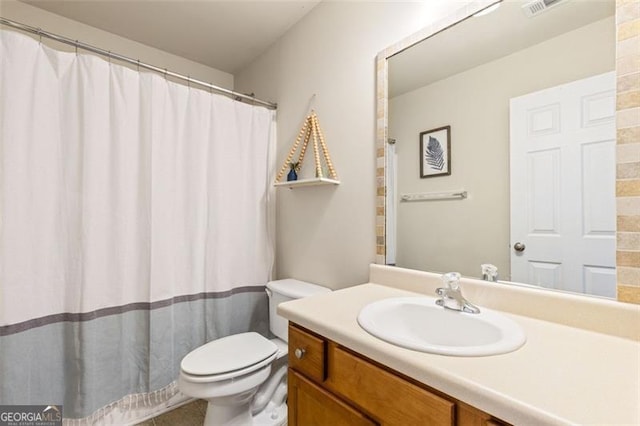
[{"x1": 181, "y1": 332, "x2": 278, "y2": 382}]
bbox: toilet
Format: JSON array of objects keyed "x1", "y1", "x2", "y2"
[{"x1": 178, "y1": 279, "x2": 330, "y2": 426}]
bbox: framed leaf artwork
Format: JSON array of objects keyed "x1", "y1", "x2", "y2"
[{"x1": 419, "y1": 126, "x2": 451, "y2": 178}]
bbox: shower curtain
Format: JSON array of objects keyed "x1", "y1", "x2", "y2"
[{"x1": 0, "y1": 29, "x2": 275, "y2": 423}]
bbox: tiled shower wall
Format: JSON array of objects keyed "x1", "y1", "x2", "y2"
[{"x1": 616, "y1": 0, "x2": 640, "y2": 304}]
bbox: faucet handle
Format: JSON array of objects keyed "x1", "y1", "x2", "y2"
[
  {"x1": 481, "y1": 264, "x2": 498, "y2": 282},
  {"x1": 441, "y1": 272, "x2": 461, "y2": 290}
]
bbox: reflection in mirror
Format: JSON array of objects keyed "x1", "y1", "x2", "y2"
[{"x1": 385, "y1": 0, "x2": 616, "y2": 298}]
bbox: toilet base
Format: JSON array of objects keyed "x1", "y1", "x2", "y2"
[
  {"x1": 251, "y1": 398, "x2": 287, "y2": 426},
  {"x1": 203, "y1": 390, "x2": 255, "y2": 426}
]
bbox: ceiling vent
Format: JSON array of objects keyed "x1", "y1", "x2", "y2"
[{"x1": 522, "y1": 0, "x2": 565, "y2": 17}]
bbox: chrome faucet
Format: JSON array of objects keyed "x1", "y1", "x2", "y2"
[
  {"x1": 435, "y1": 272, "x2": 480, "y2": 314},
  {"x1": 481, "y1": 264, "x2": 498, "y2": 282}
]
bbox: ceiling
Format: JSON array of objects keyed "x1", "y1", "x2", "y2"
[
  {"x1": 389, "y1": 0, "x2": 615, "y2": 97},
  {"x1": 20, "y1": 0, "x2": 321, "y2": 74}
]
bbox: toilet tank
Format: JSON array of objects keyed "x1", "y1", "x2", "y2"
[{"x1": 266, "y1": 279, "x2": 331, "y2": 342}]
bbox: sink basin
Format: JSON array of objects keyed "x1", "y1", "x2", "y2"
[{"x1": 357, "y1": 297, "x2": 526, "y2": 356}]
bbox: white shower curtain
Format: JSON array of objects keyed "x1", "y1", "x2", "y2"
[{"x1": 0, "y1": 29, "x2": 275, "y2": 423}]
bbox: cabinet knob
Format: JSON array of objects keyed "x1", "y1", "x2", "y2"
[{"x1": 294, "y1": 348, "x2": 305, "y2": 359}]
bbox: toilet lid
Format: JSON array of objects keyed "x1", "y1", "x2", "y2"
[
  {"x1": 266, "y1": 279, "x2": 331, "y2": 299},
  {"x1": 181, "y1": 332, "x2": 278, "y2": 376}
]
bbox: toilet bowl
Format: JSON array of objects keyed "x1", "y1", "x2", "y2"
[{"x1": 178, "y1": 279, "x2": 330, "y2": 426}]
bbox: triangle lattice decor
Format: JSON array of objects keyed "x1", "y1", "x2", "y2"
[{"x1": 274, "y1": 110, "x2": 339, "y2": 187}]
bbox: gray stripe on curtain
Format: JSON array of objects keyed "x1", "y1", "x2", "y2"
[
  {"x1": 0, "y1": 286, "x2": 265, "y2": 336},
  {"x1": 0, "y1": 289, "x2": 269, "y2": 419}
]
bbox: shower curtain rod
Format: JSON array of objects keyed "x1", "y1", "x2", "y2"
[{"x1": 0, "y1": 17, "x2": 278, "y2": 110}]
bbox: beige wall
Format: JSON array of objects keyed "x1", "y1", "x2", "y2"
[
  {"x1": 235, "y1": 1, "x2": 460, "y2": 289},
  {"x1": 390, "y1": 17, "x2": 615, "y2": 279},
  {"x1": 0, "y1": 0, "x2": 233, "y2": 89}
]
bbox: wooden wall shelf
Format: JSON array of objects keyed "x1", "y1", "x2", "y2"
[{"x1": 274, "y1": 177, "x2": 340, "y2": 189}]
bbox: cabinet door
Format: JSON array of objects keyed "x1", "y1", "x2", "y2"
[
  {"x1": 289, "y1": 369, "x2": 377, "y2": 426},
  {"x1": 326, "y1": 343, "x2": 454, "y2": 426}
]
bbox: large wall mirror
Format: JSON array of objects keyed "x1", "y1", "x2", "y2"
[{"x1": 378, "y1": 0, "x2": 618, "y2": 299}]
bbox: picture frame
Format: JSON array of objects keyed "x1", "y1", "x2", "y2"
[{"x1": 419, "y1": 125, "x2": 451, "y2": 178}]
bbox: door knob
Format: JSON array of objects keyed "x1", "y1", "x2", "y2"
[{"x1": 513, "y1": 242, "x2": 526, "y2": 252}]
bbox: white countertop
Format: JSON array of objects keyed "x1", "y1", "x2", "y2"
[{"x1": 278, "y1": 281, "x2": 640, "y2": 425}]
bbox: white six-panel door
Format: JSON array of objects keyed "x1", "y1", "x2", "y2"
[{"x1": 510, "y1": 72, "x2": 616, "y2": 298}]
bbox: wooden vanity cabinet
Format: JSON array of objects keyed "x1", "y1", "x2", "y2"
[
  {"x1": 289, "y1": 371, "x2": 377, "y2": 426},
  {"x1": 288, "y1": 323, "x2": 509, "y2": 426}
]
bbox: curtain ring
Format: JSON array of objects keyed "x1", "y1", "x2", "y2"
[
  {"x1": 164, "y1": 68, "x2": 167, "y2": 80},
  {"x1": 37, "y1": 28, "x2": 42, "y2": 45},
  {"x1": 75, "y1": 41, "x2": 78, "y2": 56},
  {"x1": 187, "y1": 76, "x2": 190, "y2": 88},
  {"x1": 136, "y1": 59, "x2": 140, "y2": 72},
  {"x1": 108, "y1": 51, "x2": 112, "y2": 64}
]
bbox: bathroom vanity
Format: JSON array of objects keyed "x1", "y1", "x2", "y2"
[
  {"x1": 288, "y1": 323, "x2": 506, "y2": 425},
  {"x1": 279, "y1": 265, "x2": 640, "y2": 425}
]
